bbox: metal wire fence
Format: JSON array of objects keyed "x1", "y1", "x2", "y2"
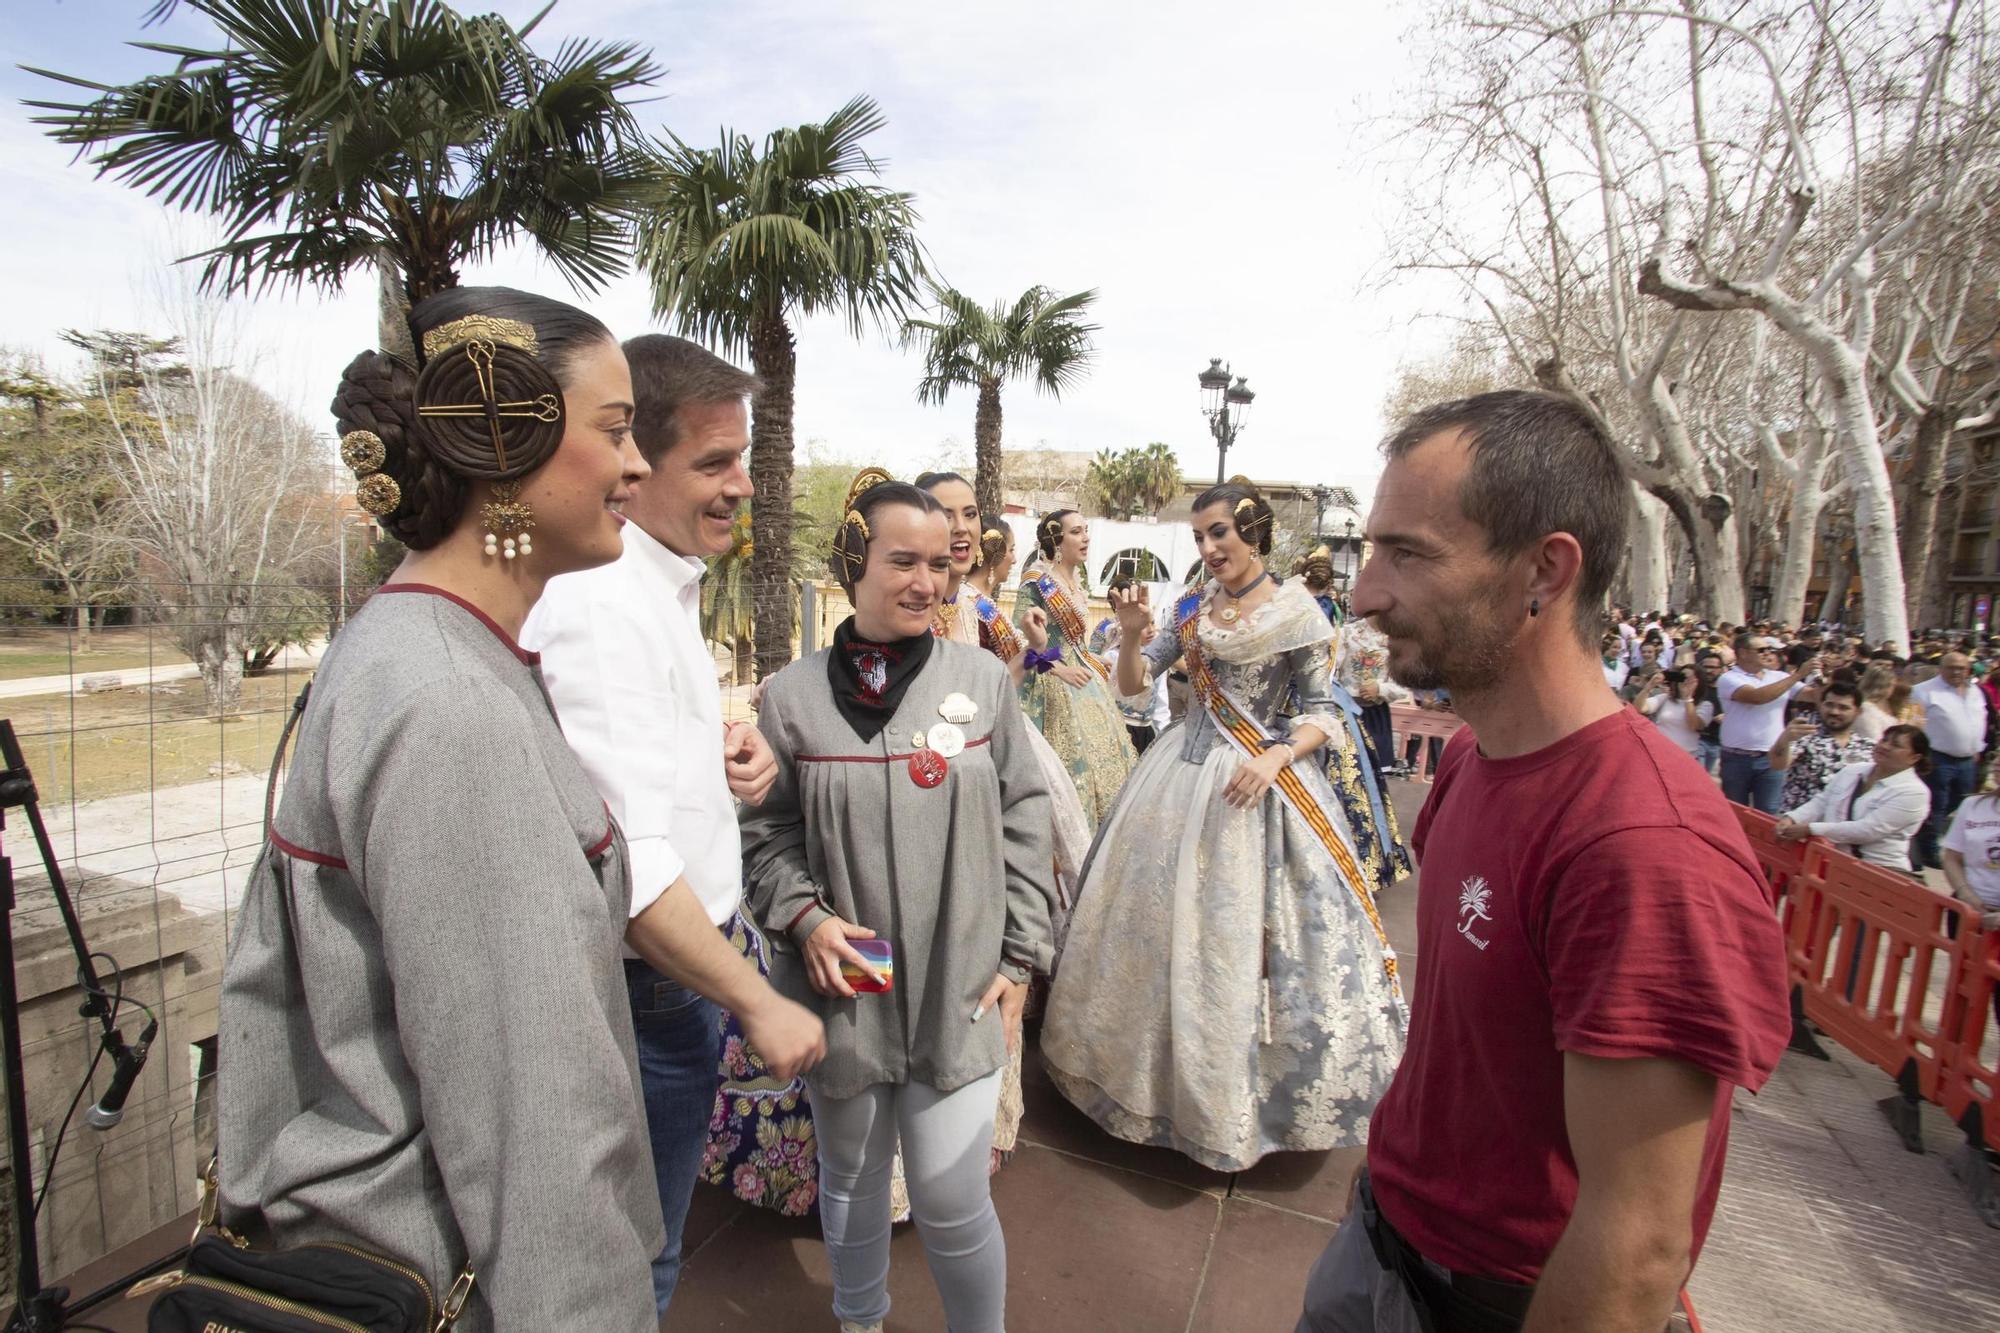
[{"x1": 0, "y1": 576, "x2": 327, "y2": 1287}]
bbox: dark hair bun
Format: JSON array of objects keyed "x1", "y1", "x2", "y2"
[
  {"x1": 412, "y1": 339, "x2": 566, "y2": 481},
  {"x1": 331, "y1": 349, "x2": 466, "y2": 550},
  {"x1": 1037, "y1": 508, "x2": 1080, "y2": 559}
]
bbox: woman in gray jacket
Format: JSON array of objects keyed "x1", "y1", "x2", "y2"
[
  {"x1": 220, "y1": 288, "x2": 695, "y2": 1330},
  {"x1": 743, "y1": 476, "x2": 1058, "y2": 1333}
]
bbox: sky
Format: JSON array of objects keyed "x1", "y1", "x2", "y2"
[{"x1": 0, "y1": 0, "x2": 1461, "y2": 515}]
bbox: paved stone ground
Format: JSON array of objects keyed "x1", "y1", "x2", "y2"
[
  {"x1": 50, "y1": 778, "x2": 2000, "y2": 1331},
  {"x1": 1689, "y1": 1044, "x2": 2000, "y2": 1332}
]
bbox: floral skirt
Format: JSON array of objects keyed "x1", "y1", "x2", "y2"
[{"x1": 701, "y1": 916, "x2": 819, "y2": 1216}]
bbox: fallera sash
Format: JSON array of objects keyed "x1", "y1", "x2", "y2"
[
  {"x1": 1174, "y1": 591, "x2": 1404, "y2": 1005},
  {"x1": 1035, "y1": 572, "x2": 1112, "y2": 682},
  {"x1": 973, "y1": 593, "x2": 1021, "y2": 661}
]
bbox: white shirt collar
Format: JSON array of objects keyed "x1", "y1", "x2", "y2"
[{"x1": 622, "y1": 520, "x2": 708, "y2": 596}]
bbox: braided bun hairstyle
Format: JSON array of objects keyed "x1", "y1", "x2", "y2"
[
  {"x1": 1191, "y1": 479, "x2": 1276, "y2": 554},
  {"x1": 330, "y1": 350, "x2": 464, "y2": 548},
  {"x1": 977, "y1": 512, "x2": 1012, "y2": 573},
  {"x1": 330, "y1": 286, "x2": 613, "y2": 550},
  {"x1": 1037, "y1": 508, "x2": 1080, "y2": 560}
]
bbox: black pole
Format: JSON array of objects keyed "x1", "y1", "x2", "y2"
[
  {"x1": 0, "y1": 766, "x2": 62, "y2": 1331},
  {"x1": 1214, "y1": 403, "x2": 1229, "y2": 485},
  {"x1": 1, "y1": 718, "x2": 151, "y2": 1332}
]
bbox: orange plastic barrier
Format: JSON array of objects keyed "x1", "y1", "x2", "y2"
[
  {"x1": 1939, "y1": 929, "x2": 2000, "y2": 1154},
  {"x1": 1387, "y1": 705, "x2": 1466, "y2": 782},
  {"x1": 1730, "y1": 799, "x2": 1999, "y2": 1217},
  {"x1": 1784, "y1": 851, "x2": 1969, "y2": 1103}
]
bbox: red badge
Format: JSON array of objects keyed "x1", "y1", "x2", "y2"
[{"x1": 908, "y1": 748, "x2": 947, "y2": 788}]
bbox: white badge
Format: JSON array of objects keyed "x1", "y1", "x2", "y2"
[
  {"x1": 928, "y1": 721, "x2": 966, "y2": 758},
  {"x1": 939, "y1": 692, "x2": 979, "y2": 725}
]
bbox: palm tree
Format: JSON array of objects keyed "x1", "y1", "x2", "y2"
[
  {"x1": 1133, "y1": 441, "x2": 1184, "y2": 514},
  {"x1": 904, "y1": 285, "x2": 1099, "y2": 517},
  {"x1": 637, "y1": 94, "x2": 926, "y2": 681},
  {"x1": 27, "y1": 0, "x2": 661, "y2": 356},
  {"x1": 701, "y1": 508, "x2": 756, "y2": 685},
  {"x1": 1083, "y1": 447, "x2": 1133, "y2": 518}
]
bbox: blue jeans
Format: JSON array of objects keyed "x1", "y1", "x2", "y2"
[
  {"x1": 1913, "y1": 753, "x2": 1975, "y2": 869},
  {"x1": 1721, "y1": 748, "x2": 1786, "y2": 813},
  {"x1": 1698, "y1": 738, "x2": 1721, "y2": 776},
  {"x1": 624, "y1": 958, "x2": 723, "y2": 1315}
]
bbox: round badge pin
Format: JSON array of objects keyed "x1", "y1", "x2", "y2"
[
  {"x1": 909, "y1": 748, "x2": 948, "y2": 788},
  {"x1": 928, "y1": 722, "x2": 966, "y2": 758}
]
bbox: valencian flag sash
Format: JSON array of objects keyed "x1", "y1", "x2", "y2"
[
  {"x1": 1034, "y1": 572, "x2": 1111, "y2": 682},
  {"x1": 1174, "y1": 590, "x2": 1405, "y2": 1010},
  {"x1": 973, "y1": 593, "x2": 1021, "y2": 660}
]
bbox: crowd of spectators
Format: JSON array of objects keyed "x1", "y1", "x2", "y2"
[{"x1": 1431, "y1": 602, "x2": 2000, "y2": 907}]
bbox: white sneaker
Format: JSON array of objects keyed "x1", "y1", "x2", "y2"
[{"x1": 839, "y1": 1322, "x2": 885, "y2": 1333}]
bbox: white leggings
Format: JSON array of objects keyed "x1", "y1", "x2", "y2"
[{"x1": 810, "y1": 1071, "x2": 1005, "y2": 1332}]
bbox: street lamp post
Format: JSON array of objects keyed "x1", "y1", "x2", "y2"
[
  {"x1": 1197, "y1": 357, "x2": 1256, "y2": 484},
  {"x1": 1310, "y1": 484, "x2": 1336, "y2": 542},
  {"x1": 1343, "y1": 518, "x2": 1358, "y2": 579}
]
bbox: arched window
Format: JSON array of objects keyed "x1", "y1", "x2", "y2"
[
  {"x1": 1184, "y1": 558, "x2": 1208, "y2": 587},
  {"x1": 1099, "y1": 547, "x2": 1170, "y2": 584}
]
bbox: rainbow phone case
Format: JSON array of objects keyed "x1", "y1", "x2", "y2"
[{"x1": 840, "y1": 939, "x2": 894, "y2": 993}]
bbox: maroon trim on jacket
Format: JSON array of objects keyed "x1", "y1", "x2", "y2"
[
  {"x1": 375, "y1": 583, "x2": 540, "y2": 665},
  {"x1": 796, "y1": 736, "x2": 992, "y2": 764},
  {"x1": 269, "y1": 828, "x2": 348, "y2": 870}
]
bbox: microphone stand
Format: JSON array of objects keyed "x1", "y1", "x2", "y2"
[{"x1": 2, "y1": 718, "x2": 165, "y2": 1332}]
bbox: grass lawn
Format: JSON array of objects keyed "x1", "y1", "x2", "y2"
[
  {"x1": 0, "y1": 626, "x2": 191, "y2": 682},
  {"x1": 2, "y1": 668, "x2": 313, "y2": 805}
]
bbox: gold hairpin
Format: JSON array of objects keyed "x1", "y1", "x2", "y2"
[
  {"x1": 422, "y1": 315, "x2": 539, "y2": 360},
  {"x1": 1234, "y1": 496, "x2": 1256, "y2": 516},
  {"x1": 415, "y1": 340, "x2": 561, "y2": 472},
  {"x1": 983, "y1": 527, "x2": 1005, "y2": 543}
]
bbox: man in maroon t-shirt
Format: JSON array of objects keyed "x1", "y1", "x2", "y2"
[{"x1": 1297, "y1": 391, "x2": 1789, "y2": 1333}]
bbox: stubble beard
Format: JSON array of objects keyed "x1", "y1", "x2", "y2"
[{"x1": 1381, "y1": 606, "x2": 1516, "y2": 695}]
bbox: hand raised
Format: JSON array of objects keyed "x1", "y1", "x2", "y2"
[{"x1": 1112, "y1": 583, "x2": 1151, "y2": 634}]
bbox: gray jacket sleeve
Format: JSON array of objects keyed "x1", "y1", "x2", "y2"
[
  {"x1": 989, "y1": 665, "x2": 1057, "y2": 982},
  {"x1": 334, "y1": 677, "x2": 659, "y2": 1331},
  {"x1": 740, "y1": 681, "x2": 835, "y2": 947}
]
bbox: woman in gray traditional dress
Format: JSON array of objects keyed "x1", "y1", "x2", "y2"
[
  {"x1": 217, "y1": 289, "x2": 826, "y2": 1330},
  {"x1": 1042, "y1": 482, "x2": 1407, "y2": 1173},
  {"x1": 743, "y1": 475, "x2": 1058, "y2": 1333}
]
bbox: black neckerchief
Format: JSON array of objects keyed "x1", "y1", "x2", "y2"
[{"x1": 828, "y1": 616, "x2": 934, "y2": 742}]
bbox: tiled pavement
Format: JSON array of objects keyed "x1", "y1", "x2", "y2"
[{"x1": 53, "y1": 781, "x2": 2000, "y2": 1331}]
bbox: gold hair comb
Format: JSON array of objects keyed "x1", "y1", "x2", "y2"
[{"x1": 422, "y1": 315, "x2": 539, "y2": 360}]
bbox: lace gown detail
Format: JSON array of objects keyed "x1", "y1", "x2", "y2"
[{"x1": 1041, "y1": 582, "x2": 1407, "y2": 1172}]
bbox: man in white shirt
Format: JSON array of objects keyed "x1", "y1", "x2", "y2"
[
  {"x1": 1911, "y1": 651, "x2": 1990, "y2": 870},
  {"x1": 522, "y1": 335, "x2": 824, "y2": 1315},
  {"x1": 1716, "y1": 635, "x2": 1820, "y2": 813}
]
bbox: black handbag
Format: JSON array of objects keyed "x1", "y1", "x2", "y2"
[
  {"x1": 131, "y1": 688, "x2": 475, "y2": 1331},
  {"x1": 131, "y1": 1159, "x2": 473, "y2": 1332}
]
